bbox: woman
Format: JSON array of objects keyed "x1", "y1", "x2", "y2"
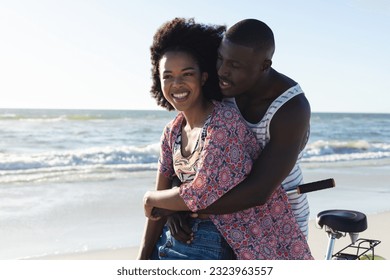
[{"x1": 137, "y1": 18, "x2": 312, "y2": 260}]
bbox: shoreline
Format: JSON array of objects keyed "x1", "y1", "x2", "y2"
[
  {"x1": 27, "y1": 210, "x2": 390, "y2": 260},
  {"x1": 4, "y1": 163, "x2": 390, "y2": 260}
]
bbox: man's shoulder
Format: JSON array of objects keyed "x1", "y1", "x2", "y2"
[
  {"x1": 271, "y1": 81, "x2": 310, "y2": 113},
  {"x1": 282, "y1": 85, "x2": 309, "y2": 112},
  {"x1": 271, "y1": 86, "x2": 311, "y2": 134}
]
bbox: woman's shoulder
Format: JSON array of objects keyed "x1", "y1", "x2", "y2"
[
  {"x1": 163, "y1": 112, "x2": 183, "y2": 128},
  {"x1": 162, "y1": 113, "x2": 183, "y2": 138},
  {"x1": 211, "y1": 100, "x2": 245, "y2": 124}
]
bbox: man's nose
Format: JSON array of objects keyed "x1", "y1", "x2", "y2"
[{"x1": 217, "y1": 61, "x2": 228, "y2": 77}]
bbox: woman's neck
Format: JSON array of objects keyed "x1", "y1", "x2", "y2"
[{"x1": 182, "y1": 100, "x2": 214, "y2": 130}]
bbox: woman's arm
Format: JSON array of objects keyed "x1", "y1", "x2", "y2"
[
  {"x1": 137, "y1": 172, "x2": 172, "y2": 259},
  {"x1": 137, "y1": 217, "x2": 166, "y2": 260},
  {"x1": 144, "y1": 187, "x2": 189, "y2": 215}
]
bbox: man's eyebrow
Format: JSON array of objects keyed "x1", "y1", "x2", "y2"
[{"x1": 217, "y1": 52, "x2": 241, "y2": 64}]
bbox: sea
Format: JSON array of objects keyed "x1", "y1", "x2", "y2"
[
  {"x1": 1, "y1": 108, "x2": 390, "y2": 259},
  {"x1": 1, "y1": 109, "x2": 389, "y2": 185}
]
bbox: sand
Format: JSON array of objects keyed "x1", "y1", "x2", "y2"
[
  {"x1": 20, "y1": 163, "x2": 390, "y2": 260},
  {"x1": 28, "y1": 210, "x2": 388, "y2": 260}
]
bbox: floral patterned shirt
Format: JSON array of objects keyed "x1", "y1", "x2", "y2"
[{"x1": 158, "y1": 101, "x2": 313, "y2": 260}]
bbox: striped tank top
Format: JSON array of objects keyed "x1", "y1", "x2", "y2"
[{"x1": 223, "y1": 84, "x2": 310, "y2": 238}]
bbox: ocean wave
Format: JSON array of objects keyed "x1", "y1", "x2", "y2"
[
  {"x1": 0, "y1": 164, "x2": 158, "y2": 184},
  {"x1": 0, "y1": 144, "x2": 160, "y2": 184},
  {"x1": 303, "y1": 140, "x2": 390, "y2": 162},
  {"x1": 0, "y1": 109, "x2": 174, "y2": 122},
  {"x1": 2, "y1": 138, "x2": 390, "y2": 184},
  {"x1": 0, "y1": 114, "x2": 119, "y2": 122},
  {"x1": 1, "y1": 144, "x2": 160, "y2": 169}
]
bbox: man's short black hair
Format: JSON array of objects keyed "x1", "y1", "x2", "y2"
[{"x1": 225, "y1": 19, "x2": 275, "y2": 55}]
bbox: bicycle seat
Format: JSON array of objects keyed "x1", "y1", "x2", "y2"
[{"x1": 316, "y1": 209, "x2": 367, "y2": 233}]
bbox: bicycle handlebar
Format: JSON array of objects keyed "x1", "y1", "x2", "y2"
[{"x1": 286, "y1": 178, "x2": 335, "y2": 195}]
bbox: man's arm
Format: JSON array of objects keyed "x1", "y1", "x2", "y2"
[{"x1": 199, "y1": 95, "x2": 310, "y2": 214}]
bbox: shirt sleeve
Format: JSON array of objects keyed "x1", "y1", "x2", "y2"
[
  {"x1": 179, "y1": 106, "x2": 259, "y2": 212},
  {"x1": 158, "y1": 124, "x2": 175, "y2": 179}
]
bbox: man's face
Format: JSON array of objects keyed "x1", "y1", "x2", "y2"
[{"x1": 217, "y1": 38, "x2": 264, "y2": 98}]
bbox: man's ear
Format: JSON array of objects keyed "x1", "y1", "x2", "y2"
[
  {"x1": 262, "y1": 59, "x2": 272, "y2": 71},
  {"x1": 201, "y1": 72, "x2": 208, "y2": 86}
]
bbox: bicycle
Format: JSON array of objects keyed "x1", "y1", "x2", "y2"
[{"x1": 288, "y1": 178, "x2": 383, "y2": 260}]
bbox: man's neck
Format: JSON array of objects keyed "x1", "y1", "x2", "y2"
[{"x1": 235, "y1": 69, "x2": 296, "y2": 124}]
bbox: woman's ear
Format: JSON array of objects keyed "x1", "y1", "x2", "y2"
[{"x1": 201, "y1": 72, "x2": 208, "y2": 86}]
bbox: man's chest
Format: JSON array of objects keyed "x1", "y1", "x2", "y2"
[{"x1": 236, "y1": 99, "x2": 273, "y2": 124}]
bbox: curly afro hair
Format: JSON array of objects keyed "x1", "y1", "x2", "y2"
[{"x1": 150, "y1": 18, "x2": 226, "y2": 111}]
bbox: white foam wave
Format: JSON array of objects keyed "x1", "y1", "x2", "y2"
[
  {"x1": 0, "y1": 144, "x2": 160, "y2": 183},
  {"x1": 303, "y1": 140, "x2": 390, "y2": 162}
]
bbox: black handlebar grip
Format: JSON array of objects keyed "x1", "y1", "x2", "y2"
[{"x1": 297, "y1": 178, "x2": 335, "y2": 194}]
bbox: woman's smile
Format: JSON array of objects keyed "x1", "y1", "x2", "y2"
[{"x1": 171, "y1": 91, "x2": 190, "y2": 101}]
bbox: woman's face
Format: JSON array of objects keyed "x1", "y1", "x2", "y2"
[{"x1": 159, "y1": 51, "x2": 207, "y2": 112}]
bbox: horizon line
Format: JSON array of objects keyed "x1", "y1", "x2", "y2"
[{"x1": 1, "y1": 107, "x2": 389, "y2": 115}]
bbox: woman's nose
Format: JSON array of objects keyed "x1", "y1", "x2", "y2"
[{"x1": 172, "y1": 76, "x2": 183, "y2": 85}]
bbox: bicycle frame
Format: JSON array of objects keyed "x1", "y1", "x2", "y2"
[{"x1": 291, "y1": 178, "x2": 382, "y2": 260}]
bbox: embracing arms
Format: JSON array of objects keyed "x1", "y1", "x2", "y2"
[
  {"x1": 154, "y1": 95, "x2": 311, "y2": 242},
  {"x1": 143, "y1": 104, "x2": 259, "y2": 216},
  {"x1": 146, "y1": 97, "x2": 310, "y2": 216},
  {"x1": 198, "y1": 95, "x2": 311, "y2": 214}
]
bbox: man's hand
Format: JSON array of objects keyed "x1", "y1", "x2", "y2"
[
  {"x1": 151, "y1": 207, "x2": 176, "y2": 217},
  {"x1": 152, "y1": 208, "x2": 196, "y2": 243},
  {"x1": 144, "y1": 202, "x2": 161, "y2": 221},
  {"x1": 166, "y1": 212, "x2": 194, "y2": 243},
  {"x1": 164, "y1": 177, "x2": 193, "y2": 242}
]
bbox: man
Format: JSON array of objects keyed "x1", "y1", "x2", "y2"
[{"x1": 160, "y1": 18, "x2": 311, "y2": 241}]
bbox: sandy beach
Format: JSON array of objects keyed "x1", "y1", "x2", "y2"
[
  {"x1": 24, "y1": 162, "x2": 390, "y2": 260},
  {"x1": 29, "y1": 211, "x2": 390, "y2": 260}
]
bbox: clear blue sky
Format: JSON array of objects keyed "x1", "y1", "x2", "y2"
[{"x1": 1, "y1": 0, "x2": 389, "y2": 113}]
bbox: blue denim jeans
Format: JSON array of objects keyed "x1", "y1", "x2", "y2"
[{"x1": 151, "y1": 218, "x2": 235, "y2": 260}]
